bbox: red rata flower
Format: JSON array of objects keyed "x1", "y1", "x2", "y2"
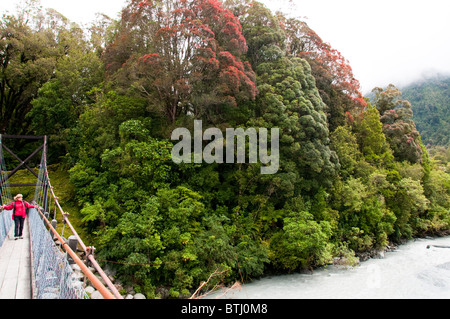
[{"x1": 112, "y1": 0, "x2": 257, "y2": 122}]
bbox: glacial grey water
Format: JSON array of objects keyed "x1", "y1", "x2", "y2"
[{"x1": 210, "y1": 236, "x2": 450, "y2": 299}]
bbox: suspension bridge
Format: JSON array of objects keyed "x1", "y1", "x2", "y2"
[{"x1": 0, "y1": 135, "x2": 123, "y2": 299}]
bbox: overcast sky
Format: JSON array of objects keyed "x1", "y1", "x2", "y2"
[{"x1": 2, "y1": 0, "x2": 449, "y2": 94}]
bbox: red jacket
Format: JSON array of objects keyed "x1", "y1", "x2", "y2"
[{"x1": 3, "y1": 200, "x2": 35, "y2": 220}]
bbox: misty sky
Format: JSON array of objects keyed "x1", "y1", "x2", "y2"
[
  {"x1": 2, "y1": 0, "x2": 449, "y2": 94},
  {"x1": 262, "y1": 0, "x2": 450, "y2": 94}
]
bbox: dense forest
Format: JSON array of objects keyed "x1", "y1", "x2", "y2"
[
  {"x1": 401, "y1": 75, "x2": 450, "y2": 147},
  {"x1": 1, "y1": 0, "x2": 449, "y2": 298}
]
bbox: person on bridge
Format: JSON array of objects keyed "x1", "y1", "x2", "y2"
[{"x1": 2, "y1": 194, "x2": 35, "y2": 240}]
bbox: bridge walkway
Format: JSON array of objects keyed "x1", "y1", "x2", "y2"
[{"x1": 0, "y1": 217, "x2": 31, "y2": 299}]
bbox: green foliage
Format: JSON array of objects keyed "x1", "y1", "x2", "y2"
[
  {"x1": 269, "y1": 210, "x2": 333, "y2": 271},
  {"x1": 401, "y1": 75, "x2": 450, "y2": 147},
  {"x1": 372, "y1": 84, "x2": 423, "y2": 163},
  {"x1": 353, "y1": 103, "x2": 393, "y2": 166},
  {"x1": 251, "y1": 55, "x2": 339, "y2": 193},
  {"x1": 333, "y1": 174, "x2": 396, "y2": 253},
  {"x1": 0, "y1": 9, "x2": 60, "y2": 135},
  {"x1": 28, "y1": 39, "x2": 104, "y2": 163},
  {"x1": 330, "y1": 125, "x2": 363, "y2": 179}
]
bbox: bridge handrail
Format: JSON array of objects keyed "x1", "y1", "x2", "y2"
[{"x1": 33, "y1": 206, "x2": 115, "y2": 299}]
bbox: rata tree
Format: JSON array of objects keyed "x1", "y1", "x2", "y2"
[
  {"x1": 279, "y1": 15, "x2": 365, "y2": 131},
  {"x1": 372, "y1": 84, "x2": 423, "y2": 164},
  {"x1": 104, "y1": 0, "x2": 257, "y2": 124}
]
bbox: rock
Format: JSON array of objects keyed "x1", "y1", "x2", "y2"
[
  {"x1": 156, "y1": 287, "x2": 169, "y2": 299},
  {"x1": 375, "y1": 251, "x2": 385, "y2": 259},
  {"x1": 85, "y1": 286, "x2": 96, "y2": 294},
  {"x1": 71, "y1": 280, "x2": 83, "y2": 289},
  {"x1": 114, "y1": 282, "x2": 124, "y2": 292},
  {"x1": 134, "y1": 293, "x2": 146, "y2": 299},
  {"x1": 71, "y1": 264, "x2": 82, "y2": 272},
  {"x1": 124, "y1": 286, "x2": 135, "y2": 294},
  {"x1": 95, "y1": 273, "x2": 106, "y2": 285},
  {"x1": 125, "y1": 294, "x2": 134, "y2": 299},
  {"x1": 90, "y1": 290, "x2": 105, "y2": 299}
]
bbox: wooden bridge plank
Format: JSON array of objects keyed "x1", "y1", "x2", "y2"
[
  {"x1": 0, "y1": 218, "x2": 31, "y2": 299},
  {"x1": 16, "y1": 221, "x2": 31, "y2": 299}
]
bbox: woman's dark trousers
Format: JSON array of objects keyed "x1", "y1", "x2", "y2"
[{"x1": 14, "y1": 215, "x2": 25, "y2": 237}]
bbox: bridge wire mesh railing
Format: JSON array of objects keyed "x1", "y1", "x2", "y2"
[
  {"x1": 28, "y1": 206, "x2": 89, "y2": 299},
  {"x1": 29, "y1": 150, "x2": 89, "y2": 299},
  {"x1": 0, "y1": 138, "x2": 13, "y2": 247}
]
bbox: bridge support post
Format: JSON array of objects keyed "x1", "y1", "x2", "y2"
[
  {"x1": 50, "y1": 219, "x2": 57, "y2": 239},
  {"x1": 67, "y1": 235, "x2": 78, "y2": 264}
]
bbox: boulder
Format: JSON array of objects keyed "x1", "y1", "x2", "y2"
[{"x1": 90, "y1": 290, "x2": 105, "y2": 299}]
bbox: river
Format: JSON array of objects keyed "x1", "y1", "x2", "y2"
[{"x1": 209, "y1": 236, "x2": 450, "y2": 299}]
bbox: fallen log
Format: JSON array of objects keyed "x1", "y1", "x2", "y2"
[{"x1": 426, "y1": 245, "x2": 450, "y2": 249}]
